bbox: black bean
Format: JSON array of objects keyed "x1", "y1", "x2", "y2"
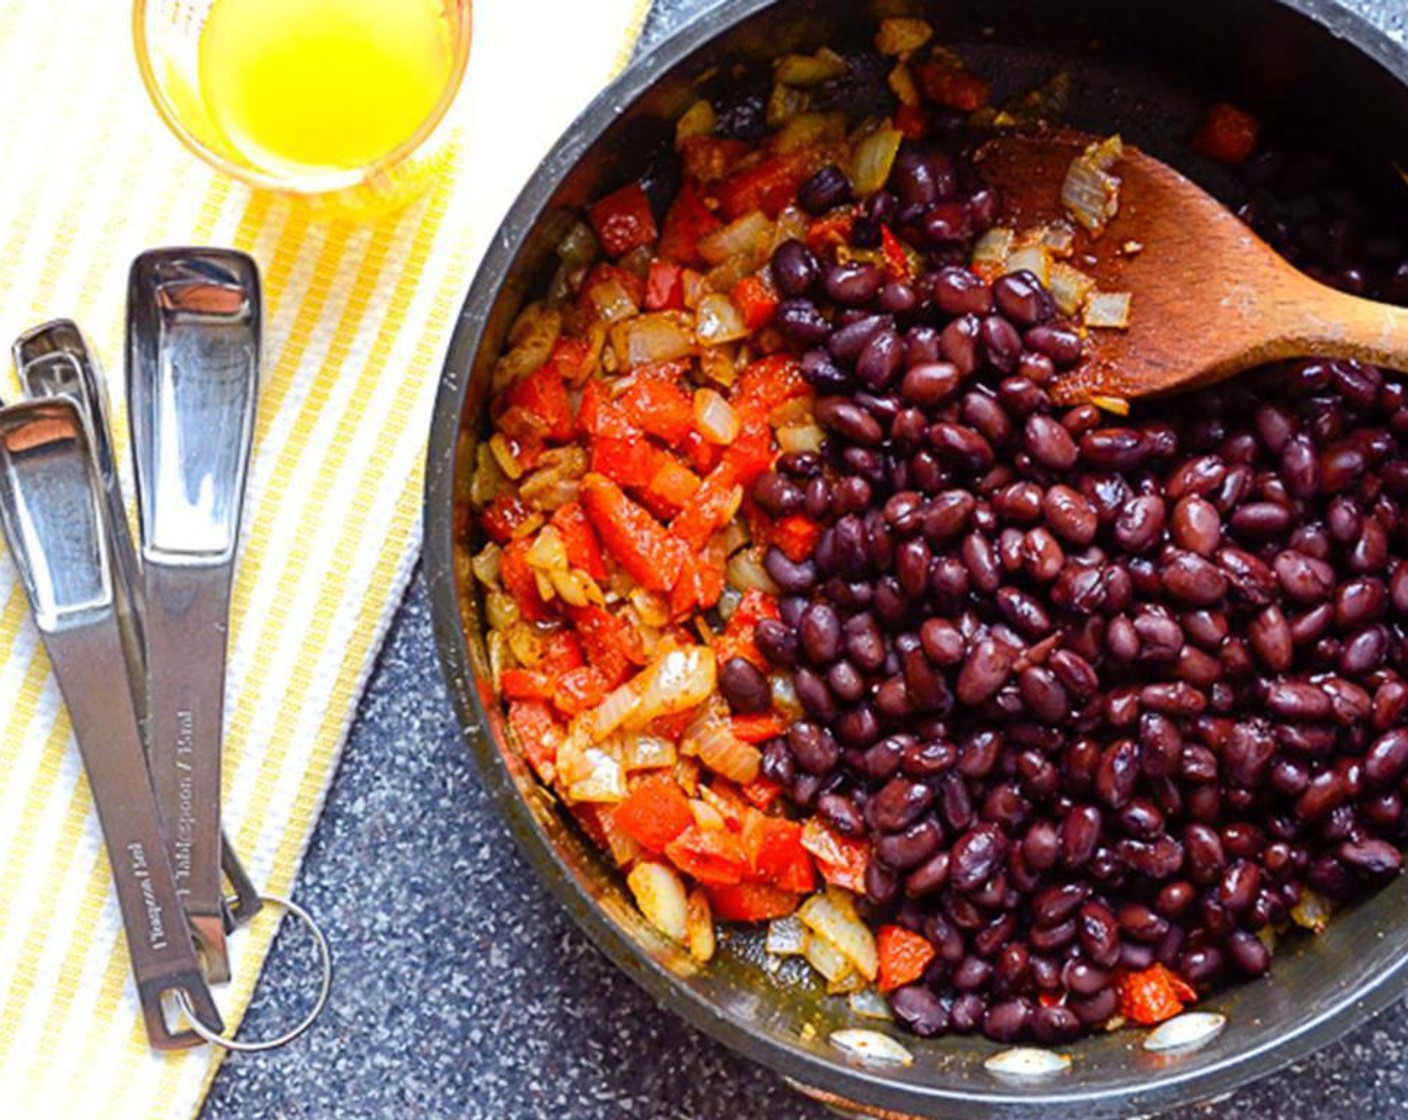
[
  {"x1": 983, "y1": 999, "x2": 1033, "y2": 1043},
  {"x1": 787, "y1": 721, "x2": 839, "y2": 775},
  {"x1": 888, "y1": 985, "x2": 949, "y2": 1037},
  {"x1": 769, "y1": 239, "x2": 818, "y2": 297},
  {"x1": 774, "y1": 298, "x2": 831, "y2": 346},
  {"x1": 1025, "y1": 414, "x2": 1079, "y2": 470},
  {"x1": 824, "y1": 261, "x2": 883, "y2": 306},
  {"x1": 993, "y1": 270, "x2": 1055, "y2": 327},
  {"x1": 719, "y1": 657, "x2": 771, "y2": 714},
  {"x1": 798, "y1": 164, "x2": 852, "y2": 213},
  {"x1": 932, "y1": 265, "x2": 993, "y2": 317}
]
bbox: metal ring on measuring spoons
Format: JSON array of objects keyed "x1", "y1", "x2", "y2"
[{"x1": 174, "y1": 893, "x2": 333, "y2": 1053}]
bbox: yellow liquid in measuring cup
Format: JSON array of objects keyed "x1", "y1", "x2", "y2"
[{"x1": 198, "y1": 0, "x2": 457, "y2": 178}]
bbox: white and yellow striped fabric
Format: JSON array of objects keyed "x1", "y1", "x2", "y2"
[{"x1": 0, "y1": 1, "x2": 649, "y2": 1115}]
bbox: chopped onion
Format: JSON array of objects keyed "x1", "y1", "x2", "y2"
[
  {"x1": 469, "y1": 443, "x2": 507, "y2": 507},
  {"x1": 694, "y1": 387, "x2": 740, "y2": 445},
  {"x1": 1084, "y1": 290, "x2": 1132, "y2": 329},
  {"x1": 696, "y1": 294, "x2": 750, "y2": 346},
  {"x1": 471, "y1": 542, "x2": 502, "y2": 586},
  {"x1": 766, "y1": 915, "x2": 807, "y2": 956},
  {"x1": 587, "y1": 277, "x2": 639, "y2": 324},
  {"x1": 972, "y1": 227, "x2": 1014, "y2": 272},
  {"x1": 628, "y1": 588, "x2": 671, "y2": 628},
  {"x1": 1062, "y1": 134, "x2": 1124, "y2": 236},
  {"x1": 776, "y1": 48, "x2": 848, "y2": 86},
  {"x1": 623, "y1": 646, "x2": 718, "y2": 729},
  {"x1": 798, "y1": 889, "x2": 879, "y2": 981},
  {"x1": 769, "y1": 673, "x2": 802, "y2": 719},
  {"x1": 686, "y1": 715, "x2": 762, "y2": 783},
  {"x1": 620, "y1": 733, "x2": 677, "y2": 771},
  {"x1": 615, "y1": 313, "x2": 695, "y2": 366},
  {"x1": 566, "y1": 748, "x2": 627, "y2": 803},
  {"x1": 1292, "y1": 888, "x2": 1332, "y2": 932},
  {"x1": 1004, "y1": 244, "x2": 1052, "y2": 287},
  {"x1": 848, "y1": 987, "x2": 894, "y2": 1021},
  {"x1": 777, "y1": 424, "x2": 824, "y2": 454},
  {"x1": 699, "y1": 211, "x2": 773, "y2": 267},
  {"x1": 802, "y1": 929, "x2": 854, "y2": 983},
  {"x1": 484, "y1": 590, "x2": 519, "y2": 634},
  {"x1": 689, "y1": 798, "x2": 728, "y2": 831},
  {"x1": 488, "y1": 433, "x2": 527, "y2": 482},
  {"x1": 766, "y1": 82, "x2": 809, "y2": 128},
  {"x1": 1089, "y1": 394, "x2": 1131, "y2": 417},
  {"x1": 526, "y1": 525, "x2": 568, "y2": 572},
  {"x1": 505, "y1": 621, "x2": 546, "y2": 667},
  {"x1": 674, "y1": 99, "x2": 716, "y2": 145},
  {"x1": 1039, "y1": 220, "x2": 1077, "y2": 257},
  {"x1": 875, "y1": 16, "x2": 933, "y2": 56},
  {"x1": 887, "y1": 62, "x2": 920, "y2": 109},
  {"x1": 686, "y1": 888, "x2": 716, "y2": 963},
  {"x1": 493, "y1": 303, "x2": 562, "y2": 393},
  {"x1": 726, "y1": 547, "x2": 780, "y2": 594},
  {"x1": 627, "y1": 862, "x2": 689, "y2": 941},
  {"x1": 828, "y1": 970, "x2": 867, "y2": 996},
  {"x1": 556, "y1": 222, "x2": 600, "y2": 269},
  {"x1": 850, "y1": 128, "x2": 904, "y2": 197},
  {"x1": 591, "y1": 682, "x2": 641, "y2": 741},
  {"x1": 1050, "y1": 261, "x2": 1097, "y2": 316},
  {"x1": 773, "y1": 111, "x2": 832, "y2": 155},
  {"x1": 696, "y1": 344, "x2": 738, "y2": 388}
]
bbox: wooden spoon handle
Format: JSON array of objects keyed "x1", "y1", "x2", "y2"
[{"x1": 1274, "y1": 276, "x2": 1408, "y2": 373}]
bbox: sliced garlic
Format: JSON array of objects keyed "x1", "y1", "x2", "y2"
[
  {"x1": 829, "y1": 1029, "x2": 914, "y2": 1068},
  {"x1": 1142, "y1": 1012, "x2": 1227, "y2": 1053},
  {"x1": 984, "y1": 1047, "x2": 1072, "y2": 1078}
]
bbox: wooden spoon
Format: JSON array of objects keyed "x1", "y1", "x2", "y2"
[{"x1": 972, "y1": 129, "x2": 1408, "y2": 404}]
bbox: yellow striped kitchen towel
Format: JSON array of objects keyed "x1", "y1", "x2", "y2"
[{"x1": 0, "y1": 0, "x2": 650, "y2": 1115}]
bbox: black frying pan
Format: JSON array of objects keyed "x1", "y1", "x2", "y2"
[{"x1": 425, "y1": 2, "x2": 1408, "y2": 1115}]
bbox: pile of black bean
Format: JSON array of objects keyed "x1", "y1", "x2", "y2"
[{"x1": 736, "y1": 147, "x2": 1408, "y2": 1044}]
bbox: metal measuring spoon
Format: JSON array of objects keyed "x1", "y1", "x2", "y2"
[
  {"x1": 127, "y1": 250, "x2": 260, "y2": 985},
  {"x1": 0, "y1": 397, "x2": 222, "y2": 1049},
  {"x1": 15, "y1": 320, "x2": 264, "y2": 936}
]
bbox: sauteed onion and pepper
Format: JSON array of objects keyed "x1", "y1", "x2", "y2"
[{"x1": 465, "y1": 17, "x2": 1408, "y2": 1045}]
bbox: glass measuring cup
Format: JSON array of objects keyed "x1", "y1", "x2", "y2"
[{"x1": 133, "y1": 0, "x2": 472, "y2": 211}]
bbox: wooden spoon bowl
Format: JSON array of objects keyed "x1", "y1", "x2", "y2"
[{"x1": 973, "y1": 129, "x2": 1408, "y2": 404}]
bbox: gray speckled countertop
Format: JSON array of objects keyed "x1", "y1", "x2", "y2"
[{"x1": 203, "y1": 1, "x2": 1408, "y2": 1117}]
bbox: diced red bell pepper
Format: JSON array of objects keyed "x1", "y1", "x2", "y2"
[
  {"x1": 646, "y1": 458, "x2": 703, "y2": 517},
  {"x1": 732, "y1": 274, "x2": 780, "y2": 331},
  {"x1": 508, "y1": 700, "x2": 563, "y2": 780},
  {"x1": 877, "y1": 925, "x2": 937, "y2": 993},
  {"x1": 895, "y1": 102, "x2": 928, "y2": 140},
  {"x1": 731, "y1": 713, "x2": 788, "y2": 744},
  {"x1": 499, "y1": 537, "x2": 552, "y2": 622},
  {"x1": 670, "y1": 465, "x2": 741, "y2": 551},
  {"x1": 714, "y1": 150, "x2": 814, "y2": 220},
  {"x1": 680, "y1": 428, "x2": 724, "y2": 475},
  {"x1": 767, "y1": 514, "x2": 822, "y2": 564},
  {"x1": 664, "y1": 824, "x2": 749, "y2": 886},
  {"x1": 553, "y1": 665, "x2": 612, "y2": 715},
  {"x1": 800, "y1": 818, "x2": 870, "y2": 894},
  {"x1": 670, "y1": 536, "x2": 727, "y2": 619},
  {"x1": 677, "y1": 135, "x2": 751, "y2": 187},
  {"x1": 720, "y1": 415, "x2": 774, "y2": 488},
  {"x1": 501, "y1": 668, "x2": 552, "y2": 701},
  {"x1": 613, "y1": 772, "x2": 695, "y2": 852},
  {"x1": 546, "y1": 336, "x2": 595, "y2": 384},
  {"x1": 620, "y1": 366, "x2": 696, "y2": 443},
  {"x1": 644, "y1": 259, "x2": 686, "y2": 311},
  {"x1": 658, "y1": 179, "x2": 725, "y2": 267},
  {"x1": 579, "y1": 473, "x2": 685, "y2": 592},
  {"x1": 592, "y1": 435, "x2": 663, "y2": 490},
  {"x1": 1190, "y1": 101, "x2": 1260, "y2": 165},
  {"x1": 566, "y1": 603, "x2": 644, "y2": 684},
  {"x1": 1115, "y1": 964, "x2": 1198, "y2": 1026},
  {"x1": 541, "y1": 630, "x2": 586, "y2": 673},
  {"x1": 739, "y1": 775, "x2": 784, "y2": 812},
  {"x1": 734, "y1": 354, "x2": 807, "y2": 416},
  {"x1": 741, "y1": 812, "x2": 815, "y2": 893},
  {"x1": 915, "y1": 61, "x2": 991, "y2": 112},
  {"x1": 480, "y1": 493, "x2": 538, "y2": 545},
  {"x1": 706, "y1": 883, "x2": 802, "y2": 922},
  {"x1": 879, "y1": 224, "x2": 913, "y2": 284},
  {"x1": 504, "y1": 363, "x2": 574, "y2": 442},
  {"x1": 580, "y1": 261, "x2": 646, "y2": 310},
  {"x1": 806, "y1": 209, "x2": 856, "y2": 254},
  {"x1": 550, "y1": 501, "x2": 608, "y2": 582},
  {"x1": 713, "y1": 588, "x2": 781, "y2": 670},
  {"x1": 588, "y1": 181, "x2": 660, "y2": 259}
]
